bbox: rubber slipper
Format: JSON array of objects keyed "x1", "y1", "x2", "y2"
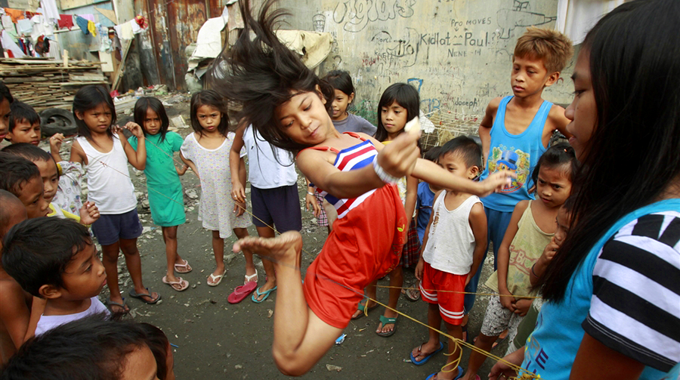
[
  {"x1": 243, "y1": 269, "x2": 257, "y2": 284},
  {"x1": 351, "y1": 300, "x2": 378, "y2": 320},
  {"x1": 251, "y1": 286, "x2": 277, "y2": 303},
  {"x1": 162, "y1": 276, "x2": 189, "y2": 292},
  {"x1": 174, "y1": 259, "x2": 192, "y2": 274},
  {"x1": 410, "y1": 341, "x2": 444, "y2": 365},
  {"x1": 128, "y1": 288, "x2": 161, "y2": 304},
  {"x1": 492, "y1": 335, "x2": 507, "y2": 349},
  {"x1": 425, "y1": 367, "x2": 464, "y2": 380},
  {"x1": 376, "y1": 315, "x2": 398, "y2": 337},
  {"x1": 404, "y1": 286, "x2": 421, "y2": 302},
  {"x1": 207, "y1": 271, "x2": 226, "y2": 287},
  {"x1": 105, "y1": 297, "x2": 129, "y2": 315},
  {"x1": 228, "y1": 281, "x2": 258, "y2": 304}
]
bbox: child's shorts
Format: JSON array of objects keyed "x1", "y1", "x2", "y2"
[
  {"x1": 480, "y1": 295, "x2": 524, "y2": 337},
  {"x1": 420, "y1": 261, "x2": 466, "y2": 325},
  {"x1": 315, "y1": 193, "x2": 328, "y2": 227},
  {"x1": 91, "y1": 209, "x2": 143, "y2": 246},
  {"x1": 251, "y1": 185, "x2": 302, "y2": 232}
]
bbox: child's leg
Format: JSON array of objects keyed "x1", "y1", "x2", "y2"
[
  {"x1": 351, "y1": 280, "x2": 377, "y2": 319},
  {"x1": 209, "y1": 231, "x2": 226, "y2": 284},
  {"x1": 162, "y1": 226, "x2": 182, "y2": 282},
  {"x1": 233, "y1": 227, "x2": 256, "y2": 280},
  {"x1": 436, "y1": 323, "x2": 463, "y2": 380},
  {"x1": 233, "y1": 232, "x2": 342, "y2": 376},
  {"x1": 377, "y1": 265, "x2": 402, "y2": 335},
  {"x1": 461, "y1": 296, "x2": 510, "y2": 380},
  {"x1": 101, "y1": 242, "x2": 127, "y2": 312},
  {"x1": 411, "y1": 302, "x2": 442, "y2": 361},
  {"x1": 253, "y1": 226, "x2": 277, "y2": 301},
  {"x1": 119, "y1": 238, "x2": 159, "y2": 303}
]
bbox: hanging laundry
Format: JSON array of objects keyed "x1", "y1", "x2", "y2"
[
  {"x1": 58, "y1": 14, "x2": 74, "y2": 29},
  {"x1": 113, "y1": 21, "x2": 133, "y2": 39},
  {"x1": 40, "y1": 0, "x2": 60, "y2": 22},
  {"x1": 80, "y1": 14, "x2": 95, "y2": 22},
  {"x1": 1, "y1": 30, "x2": 25, "y2": 57},
  {"x1": 556, "y1": 0, "x2": 624, "y2": 44},
  {"x1": 75, "y1": 15, "x2": 90, "y2": 35},
  {"x1": 1, "y1": 15, "x2": 16, "y2": 33},
  {"x1": 4, "y1": 8, "x2": 25, "y2": 23},
  {"x1": 17, "y1": 19, "x2": 33, "y2": 35},
  {"x1": 134, "y1": 15, "x2": 148, "y2": 29},
  {"x1": 87, "y1": 20, "x2": 97, "y2": 36},
  {"x1": 129, "y1": 18, "x2": 141, "y2": 34}
]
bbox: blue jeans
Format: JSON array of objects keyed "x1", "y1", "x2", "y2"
[{"x1": 463, "y1": 207, "x2": 513, "y2": 314}]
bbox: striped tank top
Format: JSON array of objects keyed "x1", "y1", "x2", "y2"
[{"x1": 308, "y1": 132, "x2": 377, "y2": 219}]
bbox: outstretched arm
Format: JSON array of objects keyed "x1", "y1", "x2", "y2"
[
  {"x1": 118, "y1": 122, "x2": 146, "y2": 170},
  {"x1": 230, "y1": 122, "x2": 247, "y2": 203},
  {"x1": 467, "y1": 202, "x2": 488, "y2": 286}
]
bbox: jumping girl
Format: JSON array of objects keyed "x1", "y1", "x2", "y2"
[
  {"x1": 129, "y1": 97, "x2": 190, "y2": 292},
  {"x1": 489, "y1": 1, "x2": 680, "y2": 379},
  {"x1": 180, "y1": 90, "x2": 252, "y2": 287},
  {"x1": 217, "y1": 0, "x2": 512, "y2": 375},
  {"x1": 70, "y1": 85, "x2": 160, "y2": 315}
]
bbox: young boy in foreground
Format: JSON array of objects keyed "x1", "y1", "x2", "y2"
[
  {"x1": 410, "y1": 137, "x2": 487, "y2": 380},
  {"x1": 0, "y1": 153, "x2": 50, "y2": 218},
  {"x1": 2, "y1": 218, "x2": 109, "y2": 336},
  {"x1": 6, "y1": 101, "x2": 41, "y2": 146}
]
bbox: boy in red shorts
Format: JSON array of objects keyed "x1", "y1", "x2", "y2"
[{"x1": 410, "y1": 137, "x2": 488, "y2": 380}]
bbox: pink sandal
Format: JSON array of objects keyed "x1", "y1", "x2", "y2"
[
  {"x1": 227, "y1": 270, "x2": 258, "y2": 304},
  {"x1": 174, "y1": 259, "x2": 192, "y2": 274}
]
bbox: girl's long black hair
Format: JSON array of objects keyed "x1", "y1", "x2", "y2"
[
  {"x1": 540, "y1": 0, "x2": 680, "y2": 302},
  {"x1": 374, "y1": 83, "x2": 420, "y2": 142},
  {"x1": 73, "y1": 85, "x2": 116, "y2": 139},
  {"x1": 189, "y1": 90, "x2": 230, "y2": 137},
  {"x1": 206, "y1": 0, "x2": 333, "y2": 152},
  {"x1": 134, "y1": 97, "x2": 170, "y2": 142}
]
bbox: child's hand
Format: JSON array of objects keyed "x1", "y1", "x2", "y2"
[
  {"x1": 512, "y1": 298, "x2": 532, "y2": 317},
  {"x1": 499, "y1": 289, "x2": 517, "y2": 312},
  {"x1": 376, "y1": 129, "x2": 421, "y2": 179},
  {"x1": 476, "y1": 170, "x2": 516, "y2": 197},
  {"x1": 415, "y1": 257, "x2": 424, "y2": 280},
  {"x1": 79, "y1": 201, "x2": 100, "y2": 225},
  {"x1": 231, "y1": 183, "x2": 246, "y2": 204},
  {"x1": 233, "y1": 200, "x2": 246, "y2": 217},
  {"x1": 50, "y1": 133, "x2": 64, "y2": 153},
  {"x1": 176, "y1": 164, "x2": 188, "y2": 176},
  {"x1": 124, "y1": 122, "x2": 144, "y2": 139},
  {"x1": 306, "y1": 192, "x2": 321, "y2": 218}
]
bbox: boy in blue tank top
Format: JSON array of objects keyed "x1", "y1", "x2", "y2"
[{"x1": 466, "y1": 27, "x2": 573, "y2": 318}]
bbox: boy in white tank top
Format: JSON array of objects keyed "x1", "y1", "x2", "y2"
[{"x1": 409, "y1": 137, "x2": 488, "y2": 380}]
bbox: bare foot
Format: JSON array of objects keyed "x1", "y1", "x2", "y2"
[{"x1": 233, "y1": 231, "x2": 303, "y2": 268}]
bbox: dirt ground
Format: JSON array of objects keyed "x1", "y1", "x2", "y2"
[{"x1": 60, "y1": 95, "x2": 505, "y2": 379}]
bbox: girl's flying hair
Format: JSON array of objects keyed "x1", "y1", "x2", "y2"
[
  {"x1": 374, "y1": 83, "x2": 420, "y2": 142},
  {"x1": 134, "y1": 97, "x2": 170, "y2": 142},
  {"x1": 206, "y1": 0, "x2": 333, "y2": 152},
  {"x1": 540, "y1": 0, "x2": 680, "y2": 302},
  {"x1": 73, "y1": 85, "x2": 116, "y2": 139},
  {"x1": 189, "y1": 90, "x2": 230, "y2": 137},
  {"x1": 530, "y1": 142, "x2": 578, "y2": 189},
  {"x1": 323, "y1": 70, "x2": 355, "y2": 97}
]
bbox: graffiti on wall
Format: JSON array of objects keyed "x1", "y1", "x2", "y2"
[{"x1": 333, "y1": 0, "x2": 417, "y2": 32}]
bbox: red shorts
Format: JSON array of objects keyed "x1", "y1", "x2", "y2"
[
  {"x1": 420, "y1": 261, "x2": 466, "y2": 325},
  {"x1": 303, "y1": 184, "x2": 406, "y2": 329}
]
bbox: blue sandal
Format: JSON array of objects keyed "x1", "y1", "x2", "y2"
[
  {"x1": 426, "y1": 366, "x2": 464, "y2": 380},
  {"x1": 411, "y1": 341, "x2": 444, "y2": 365},
  {"x1": 251, "y1": 286, "x2": 277, "y2": 303}
]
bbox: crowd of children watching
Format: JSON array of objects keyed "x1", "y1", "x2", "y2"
[{"x1": 0, "y1": 0, "x2": 678, "y2": 378}]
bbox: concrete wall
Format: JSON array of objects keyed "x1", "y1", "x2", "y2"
[{"x1": 282, "y1": 0, "x2": 575, "y2": 128}]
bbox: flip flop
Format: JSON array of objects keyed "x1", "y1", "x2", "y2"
[
  {"x1": 351, "y1": 300, "x2": 378, "y2": 320},
  {"x1": 410, "y1": 341, "x2": 444, "y2": 365},
  {"x1": 251, "y1": 286, "x2": 277, "y2": 303},
  {"x1": 105, "y1": 297, "x2": 129, "y2": 315},
  {"x1": 425, "y1": 366, "x2": 464, "y2": 380},
  {"x1": 128, "y1": 288, "x2": 161, "y2": 304},
  {"x1": 207, "y1": 270, "x2": 226, "y2": 287},
  {"x1": 404, "y1": 286, "x2": 421, "y2": 302},
  {"x1": 228, "y1": 281, "x2": 258, "y2": 304},
  {"x1": 376, "y1": 315, "x2": 398, "y2": 337},
  {"x1": 162, "y1": 276, "x2": 189, "y2": 292},
  {"x1": 174, "y1": 259, "x2": 192, "y2": 274},
  {"x1": 244, "y1": 269, "x2": 258, "y2": 284}
]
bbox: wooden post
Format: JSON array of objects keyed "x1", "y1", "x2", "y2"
[{"x1": 63, "y1": 50, "x2": 69, "y2": 68}]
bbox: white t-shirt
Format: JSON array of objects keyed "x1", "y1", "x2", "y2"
[
  {"x1": 422, "y1": 192, "x2": 481, "y2": 275},
  {"x1": 243, "y1": 125, "x2": 297, "y2": 189},
  {"x1": 35, "y1": 297, "x2": 110, "y2": 336}
]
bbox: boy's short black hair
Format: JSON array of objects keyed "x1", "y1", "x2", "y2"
[
  {"x1": 0, "y1": 190, "x2": 24, "y2": 237},
  {"x1": 423, "y1": 146, "x2": 442, "y2": 162},
  {"x1": 8, "y1": 101, "x2": 40, "y2": 132},
  {"x1": 2, "y1": 217, "x2": 92, "y2": 297},
  {"x1": 2, "y1": 142, "x2": 54, "y2": 163},
  {"x1": 439, "y1": 136, "x2": 482, "y2": 169},
  {"x1": 0, "y1": 81, "x2": 14, "y2": 104},
  {"x1": 0, "y1": 315, "x2": 153, "y2": 380},
  {"x1": 0, "y1": 152, "x2": 41, "y2": 195}
]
